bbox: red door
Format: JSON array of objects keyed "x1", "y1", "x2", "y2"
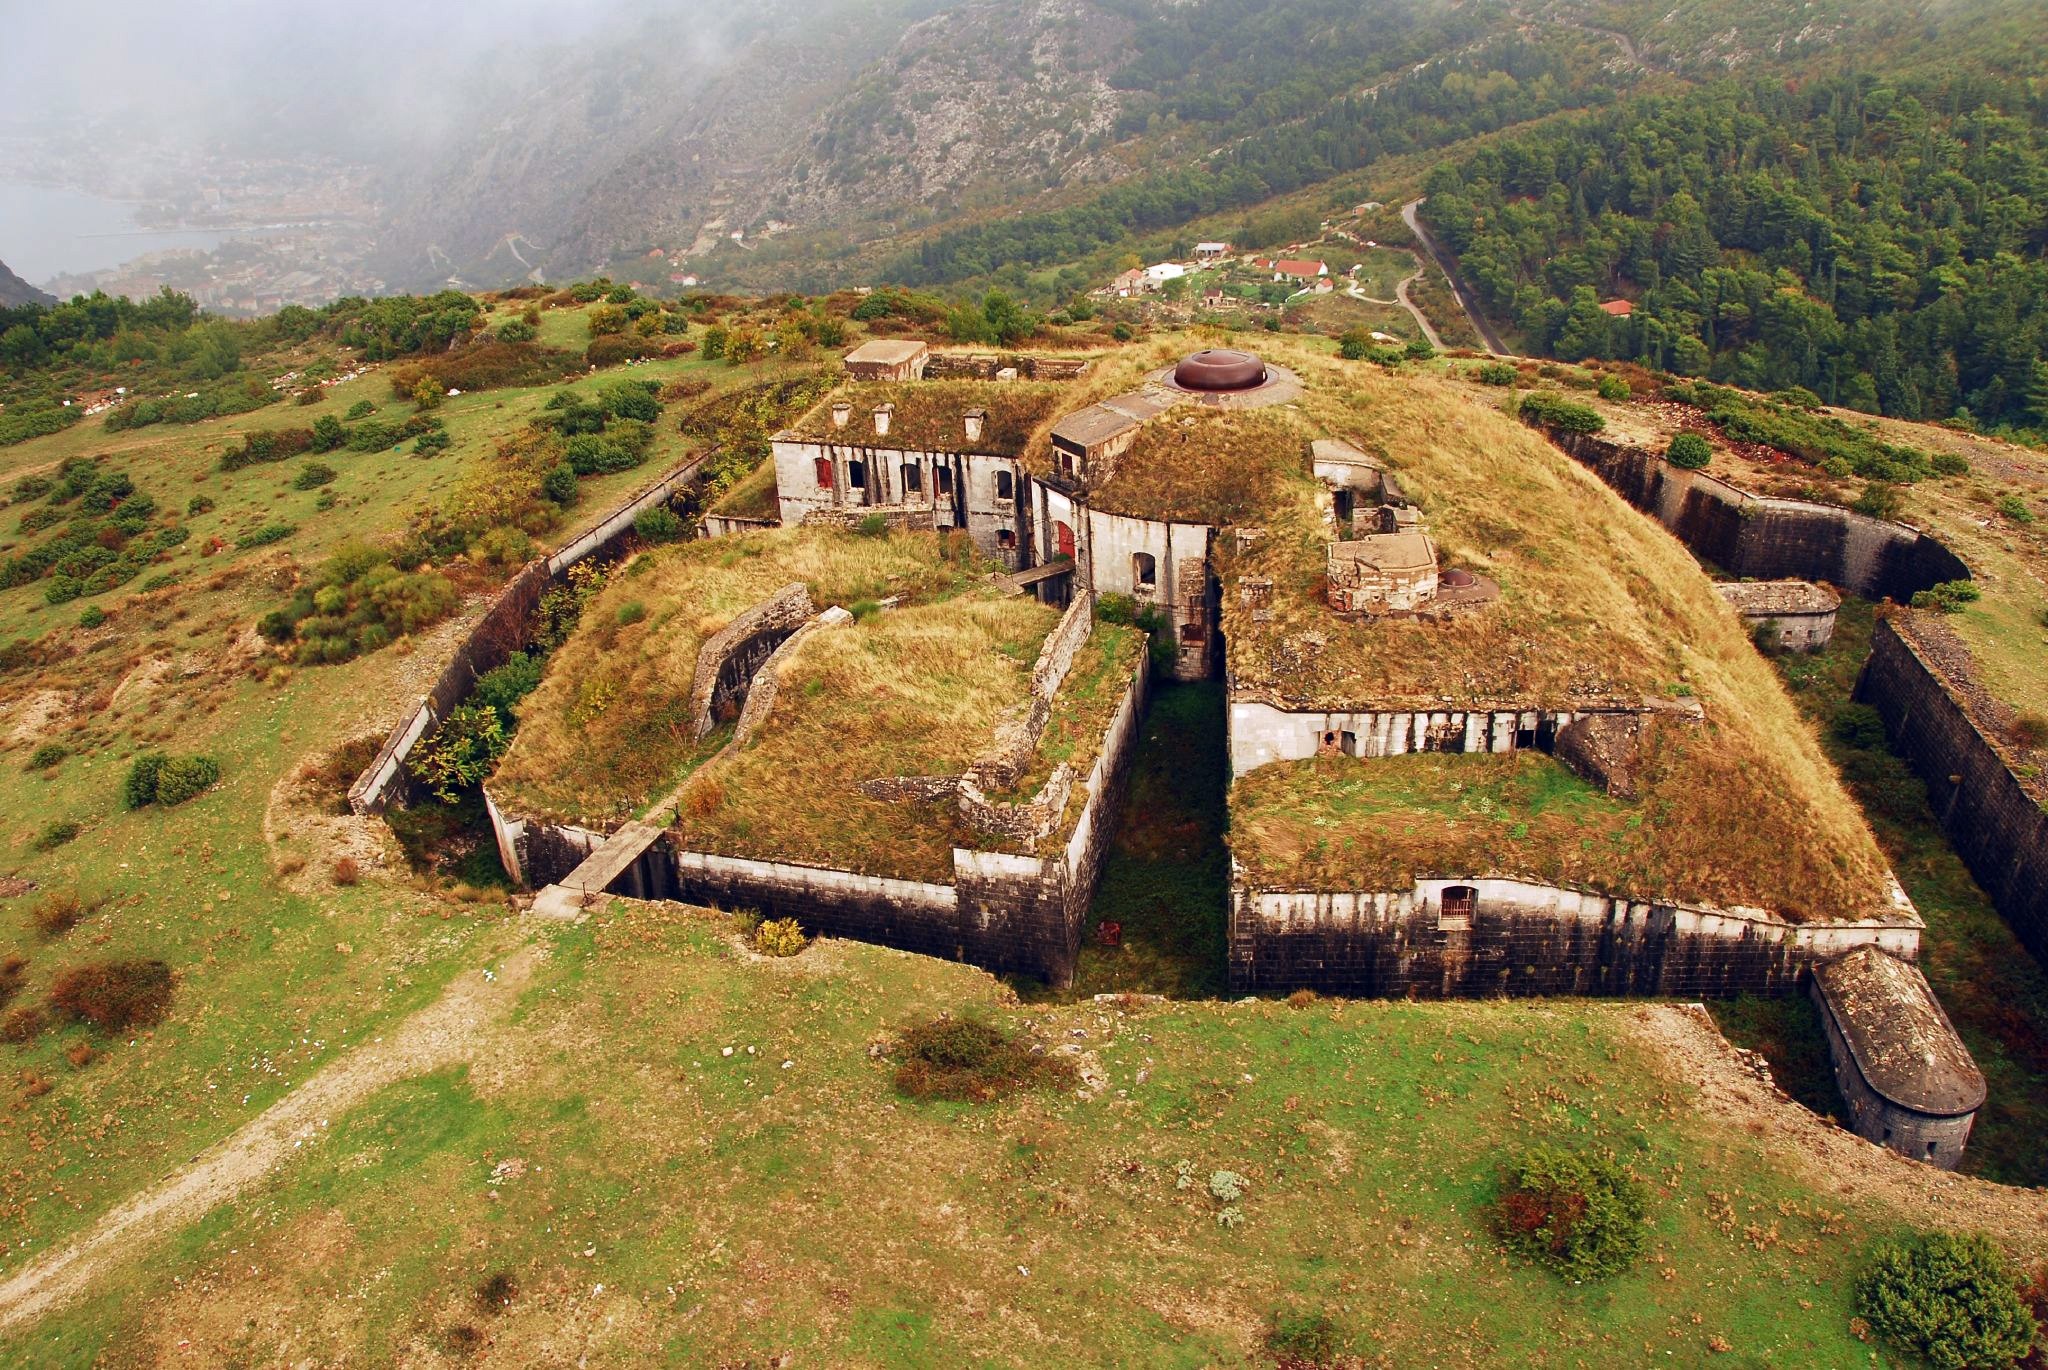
[{"x1": 1056, "y1": 521, "x2": 1075, "y2": 560}]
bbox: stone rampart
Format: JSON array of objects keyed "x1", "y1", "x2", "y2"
[
  {"x1": 349, "y1": 450, "x2": 714, "y2": 815},
  {"x1": 1228, "y1": 873, "x2": 1920, "y2": 999},
  {"x1": 1856, "y1": 615, "x2": 2048, "y2": 961},
  {"x1": 1534, "y1": 422, "x2": 1967, "y2": 601},
  {"x1": 687, "y1": 583, "x2": 813, "y2": 740}
]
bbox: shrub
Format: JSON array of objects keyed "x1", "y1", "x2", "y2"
[
  {"x1": 292, "y1": 461, "x2": 337, "y2": 490},
  {"x1": 542, "y1": 463, "x2": 579, "y2": 505},
  {"x1": 1997, "y1": 495, "x2": 2035, "y2": 524},
  {"x1": 2012, "y1": 713, "x2": 2048, "y2": 749},
  {"x1": 750, "y1": 917, "x2": 807, "y2": 957},
  {"x1": 495, "y1": 319, "x2": 535, "y2": 344},
  {"x1": 1266, "y1": 1309, "x2": 1344, "y2": 1368},
  {"x1": 344, "y1": 399, "x2": 377, "y2": 421},
  {"x1": 76, "y1": 604, "x2": 106, "y2": 629},
  {"x1": 1666, "y1": 432, "x2": 1712, "y2": 469},
  {"x1": 0, "y1": 1007, "x2": 43, "y2": 1044},
  {"x1": 475, "y1": 654, "x2": 544, "y2": 721},
  {"x1": 33, "y1": 821, "x2": 80, "y2": 852},
  {"x1": 1475, "y1": 361, "x2": 1517, "y2": 385},
  {"x1": 122, "y1": 752, "x2": 168, "y2": 808},
  {"x1": 615, "y1": 600, "x2": 647, "y2": 626},
  {"x1": 0, "y1": 954, "x2": 23, "y2": 1007},
  {"x1": 634, "y1": 505, "x2": 683, "y2": 543},
  {"x1": 26, "y1": 742, "x2": 66, "y2": 770},
  {"x1": 892, "y1": 1017, "x2": 1077, "y2": 1102},
  {"x1": 31, "y1": 891, "x2": 84, "y2": 939},
  {"x1": 1518, "y1": 392, "x2": 1605, "y2": 434},
  {"x1": 406, "y1": 703, "x2": 508, "y2": 803},
  {"x1": 855, "y1": 513, "x2": 889, "y2": 538},
  {"x1": 1596, "y1": 374, "x2": 1630, "y2": 401},
  {"x1": 1491, "y1": 1145, "x2": 1647, "y2": 1281},
  {"x1": 235, "y1": 523, "x2": 297, "y2": 550},
  {"x1": 1852, "y1": 483, "x2": 1903, "y2": 520},
  {"x1": 1911, "y1": 579, "x2": 1981, "y2": 614},
  {"x1": 1337, "y1": 328, "x2": 1371, "y2": 360},
  {"x1": 1856, "y1": 1232, "x2": 2036, "y2": 1370},
  {"x1": 49, "y1": 959, "x2": 174, "y2": 1032},
  {"x1": 154, "y1": 755, "x2": 220, "y2": 806},
  {"x1": 331, "y1": 857, "x2": 361, "y2": 886}
]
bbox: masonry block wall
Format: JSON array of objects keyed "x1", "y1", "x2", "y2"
[
  {"x1": 1538, "y1": 425, "x2": 1967, "y2": 602},
  {"x1": 1857, "y1": 616, "x2": 2048, "y2": 961},
  {"x1": 1808, "y1": 974, "x2": 1976, "y2": 1169},
  {"x1": 1228, "y1": 878, "x2": 1919, "y2": 999}
]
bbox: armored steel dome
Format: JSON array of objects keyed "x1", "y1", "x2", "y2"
[{"x1": 1173, "y1": 348, "x2": 1267, "y2": 392}]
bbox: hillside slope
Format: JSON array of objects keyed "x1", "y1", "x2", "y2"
[{"x1": 0, "y1": 260, "x2": 54, "y2": 309}]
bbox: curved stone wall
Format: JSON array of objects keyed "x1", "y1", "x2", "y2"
[
  {"x1": 1535, "y1": 422, "x2": 1967, "y2": 602},
  {"x1": 687, "y1": 583, "x2": 813, "y2": 739}
]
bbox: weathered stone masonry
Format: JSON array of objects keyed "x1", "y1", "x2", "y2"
[
  {"x1": 1229, "y1": 876, "x2": 1920, "y2": 1000},
  {"x1": 1857, "y1": 615, "x2": 2048, "y2": 962}
]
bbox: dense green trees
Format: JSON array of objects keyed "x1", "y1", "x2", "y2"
[{"x1": 1423, "y1": 73, "x2": 2048, "y2": 429}]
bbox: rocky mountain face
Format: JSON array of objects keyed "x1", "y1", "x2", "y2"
[
  {"x1": 0, "y1": 259, "x2": 56, "y2": 308},
  {"x1": 352, "y1": 0, "x2": 1986, "y2": 294}
]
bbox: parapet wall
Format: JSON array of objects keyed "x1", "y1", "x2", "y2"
[
  {"x1": 1856, "y1": 615, "x2": 2048, "y2": 961},
  {"x1": 1228, "y1": 874, "x2": 1919, "y2": 999},
  {"x1": 923, "y1": 352, "x2": 1093, "y2": 381},
  {"x1": 687, "y1": 583, "x2": 814, "y2": 739},
  {"x1": 349, "y1": 450, "x2": 713, "y2": 815},
  {"x1": 1535, "y1": 423, "x2": 1967, "y2": 601}
]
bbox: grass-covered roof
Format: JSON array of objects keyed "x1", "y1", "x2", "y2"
[{"x1": 782, "y1": 380, "x2": 1070, "y2": 458}]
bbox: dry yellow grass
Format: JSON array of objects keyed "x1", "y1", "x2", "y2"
[
  {"x1": 668, "y1": 591, "x2": 1059, "y2": 880},
  {"x1": 491, "y1": 527, "x2": 992, "y2": 825}
]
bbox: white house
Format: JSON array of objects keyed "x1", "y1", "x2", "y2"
[{"x1": 1144, "y1": 262, "x2": 1187, "y2": 285}]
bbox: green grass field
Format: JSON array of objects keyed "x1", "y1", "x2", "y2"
[{"x1": 1, "y1": 902, "x2": 2014, "y2": 1366}]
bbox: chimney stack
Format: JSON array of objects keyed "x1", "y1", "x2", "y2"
[
  {"x1": 872, "y1": 403, "x2": 893, "y2": 438},
  {"x1": 830, "y1": 400, "x2": 852, "y2": 429},
  {"x1": 964, "y1": 407, "x2": 987, "y2": 443}
]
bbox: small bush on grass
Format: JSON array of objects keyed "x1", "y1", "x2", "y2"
[
  {"x1": 615, "y1": 600, "x2": 647, "y2": 627},
  {"x1": 154, "y1": 755, "x2": 220, "y2": 806},
  {"x1": 65, "y1": 1040, "x2": 94, "y2": 1069},
  {"x1": 855, "y1": 513, "x2": 889, "y2": 538},
  {"x1": 25, "y1": 742, "x2": 65, "y2": 770},
  {"x1": 893, "y1": 1017, "x2": 1077, "y2": 1103},
  {"x1": 292, "y1": 461, "x2": 337, "y2": 490},
  {"x1": 475, "y1": 1271, "x2": 518, "y2": 1313},
  {"x1": 634, "y1": 505, "x2": 683, "y2": 543},
  {"x1": 1491, "y1": 1145, "x2": 1647, "y2": 1281},
  {"x1": 2013, "y1": 713, "x2": 2048, "y2": 749},
  {"x1": 1, "y1": 1006, "x2": 43, "y2": 1044},
  {"x1": 31, "y1": 890, "x2": 85, "y2": 939},
  {"x1": 32, "y1": 821, "x2": 80, "y2": 852},
  {"x1": 0, "y1": 954, "x2": 25, "y2": 1008},
  {"x1": 125, "y1": 752, "x2": 217, "y2": 807},
  {"x1": 1265, "y1": 1308, "x2": 1344, "y2": 1368},
  {"x1": 77, "y1": 604, "x2": 106, "y2": 629},
  {"x1": 1518, "y1": 391, "x2": 1606, "y2": 434},
  {"x1": 1667, "y1": 431, "x2": 1712, "y2": 469},
  {"x1": 332, "y1": 857, "x2": 361, "y2": 887},
  {"x1": 750, "y1": 917, "x2": 807, "y2": 957},
  {"x1": 1831, "y1": 703, "x2": 1890, "y2": 750},
  {"x1": 407, "y1": 704, "x2": 508, "y2": 803},
  {"x1": 49, "y1": 959, "x2": 174, "y2": 1033},
  {"x1": 1911, "y1": 579, "x2": 1981, "y2": 614},
  {"x1": 1856, "y1": 1231, "x2": 2036, "y2": 1370},
  {"x1": 1996, "y1": 495, "x2": 2034, "y2": 524},
  {"x1": 1475, "y1": 361, "x2": 1518, "y2": 385}
]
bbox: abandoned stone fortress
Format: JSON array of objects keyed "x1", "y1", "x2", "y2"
[{"x1": 480, "y1": 337, "x2": 1986, "y2": 1168}]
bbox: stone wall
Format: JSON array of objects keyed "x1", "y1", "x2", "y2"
[
  {"x1": 687, "y1": 583, "x2": 813, "y2": 739},
  {"x1": 1226, "y1": 698, "x2": 1696, "y2": 778},
  {"x1": 1810, "y1": 975, "x2": 1977, "y2": 1169},
  {"x1": 922, "y1": 352, "x2": 1092, "y2": 380},
  {"x1": 1856, "y1": 615, "x2": 2048, "y2": 961},
  {"x1": 1228, "y1": 875, "x2": 1919, "y2": 999},
  {"x1": 349, "y1": 450, "x2": 714, "y2": 815},
  {"x1": 1536, "y1": 423, "x2": 1967, "y2": 601}
]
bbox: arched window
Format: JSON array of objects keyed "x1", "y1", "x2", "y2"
[
  {"x1": 1132, "y1": 552, "x2": 1157, "y2": 590},
  {"x1": 1439, "y1": 886, "x2": 1476, "y2": 930}
]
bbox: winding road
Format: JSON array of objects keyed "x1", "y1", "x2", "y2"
[{"x1": 1402, "y1": 198, "x2": 1513, "y2": 357}]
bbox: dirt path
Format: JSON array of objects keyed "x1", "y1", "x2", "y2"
[
  {"x1": 1389, "y1": 272, "x2": 1445, "y2": 352},
  {"x1": 1625, "y1": 1003, "x2": 2048, "y2": 1254},
  {"x1": 0, "y1": 940, "x2": 544, "y2": 1332}
]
